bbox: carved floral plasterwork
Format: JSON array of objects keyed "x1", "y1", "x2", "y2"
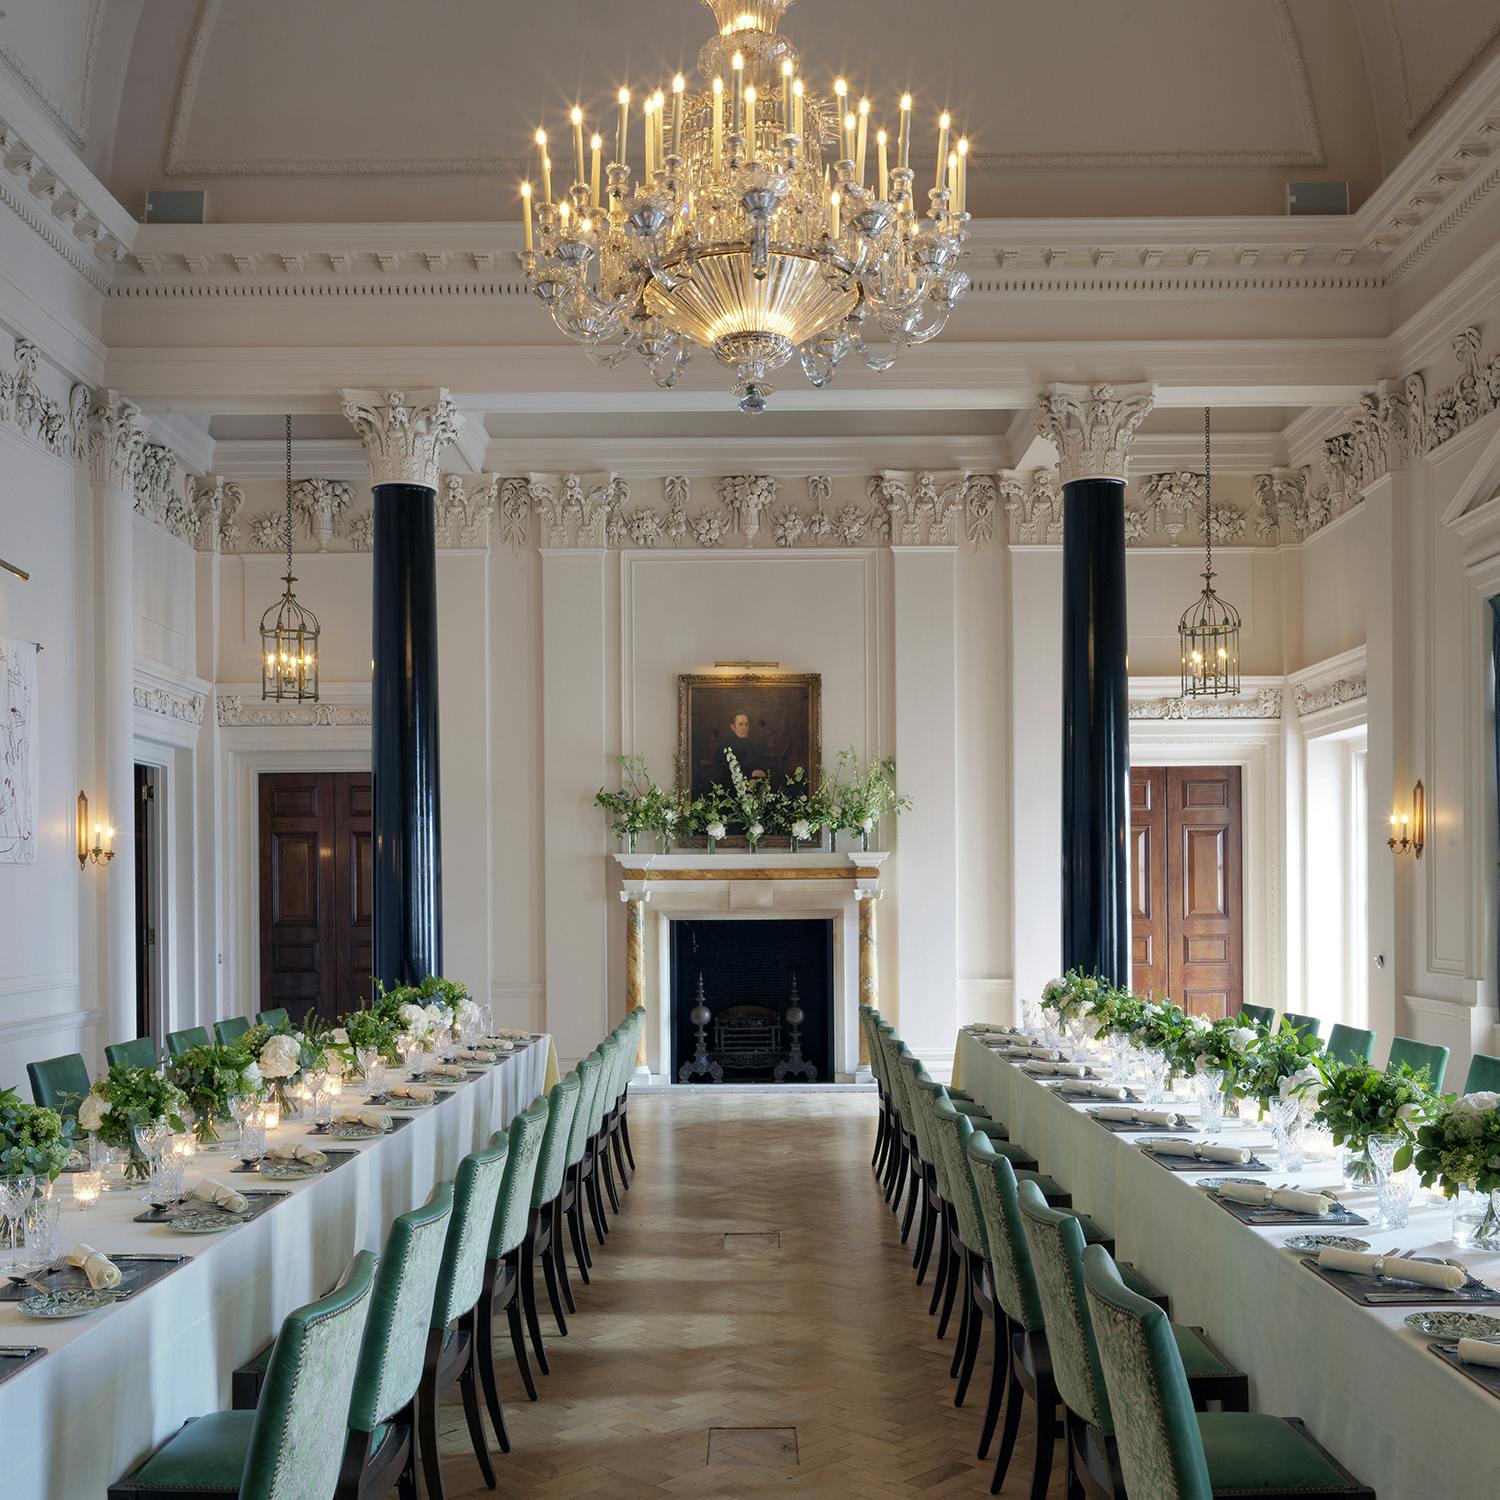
[
  {"x1": 216, "y1": 694, "x2": 370, "y2": 728},
  {"x1": 1129, "y1": 687, "x2": 1283, "y2": 721},
  {"x1": 1037, "y1": 382, "x2": 1155, "y2": 485},
  {"x1": 134, "y1": 684, "x2": 206, "y2": 725},
  {"x1": 0, "y1": 339, "x2": 75, "y2": 463},
  {"x1": 340, "y1": 387, "x2": 459, "y2": 489},
  {"x1": 1293, "y1": 674, "x2": 1367, "y2": 717}
]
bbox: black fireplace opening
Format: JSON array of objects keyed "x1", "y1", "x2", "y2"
[{"x1": 670, "y1": 919, "x2": 834, "y2": 1084}]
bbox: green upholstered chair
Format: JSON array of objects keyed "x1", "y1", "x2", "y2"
[
  {"x1": 614, "y1": 1006, "x2": 645, "y2": 1173},
  {"x1": 1283, "y1": 1011, "x2": 1321, "y2": 1040},
  {"x1": 108, "y1": 1251, "x2": 378, "y2": 1500},
  {"x1": 104, "y1": 1036, "x2": 157, "y2": 1071},
  {"x1": 418, "y1": 1134, "x2": 509, "y2": 1500},
  {"x1": 520, "y1": 1074, "x2": 581, "y2": 1375},
  {"x1": 1326, "y1": 1023, "x2": 1377, "y2": 1066},
  {"x1": 878, "y1": 1024, "x2": 913, "y2": 1213},
  {"x1": 336, "y1": 1182, "x2": 455, "y2": 1500},
  {"x1": 26, "y1": 1052, "x2": 90, "y2": 1121},
  {"x1": 560, "y1": 1052, "x2": 605, "y2": 1293},
  {"x1": 166, "y1": 1026, "x2": 212, "y2": 1060},
  {"x1": 930, "y1": 1100, "x2": 996, "y2": 1407},
  {"x1": 1016, "y1": 1181, "x2": 1248, "y2": 1499},
  {"x1": 1386, "y1": 1036, "x2": 1450, "y2": 1090},
  {"x1": 1239, "y1": 1003, "x2": 1275, "y2": 1029},
  {"x1": 597, "y1": 1025, "x2": 633, "y2": 1195},
  {"x1": 213, "y1": 1017, "x2": 252, "y2": 1047},
  {"x1": 255, "y1": 1008, "x2": 290, "y2": 1029},
  {"x1": 479, "y1": 1096, "x2": 551, "y2": 1433},
  {"x1": 589, "y1": 1039, "x2": 623, "y2": 1219},
  {"x1": 1464, "y1": 1052, "x2": 1500, "y2": 1094},
  {"x1": 1081, "y1": 1244, "x2": 1373, "y2": 1499}
]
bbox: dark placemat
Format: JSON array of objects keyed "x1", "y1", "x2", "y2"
[
  {"x1": 308, "y1": 1114, "x2": 414, "y2": 1136},
  {"x1": 1430, "y1": 1342, "x2": 1500, "y2": 1397},
  {"x1": 365, "y1": 1089, "x2": 456, "y2": 1107},
  {"x1": 231, "y1": 1148, "x2": 360, "y2": 1175},
  {"x1": 0, "y1": 1345, "x2": 46, "y2": 1385},
  {"x1": 410, "y1": 1069, "x2": 484, "y2": 1083},
  {"x1": 134, "y1": 1189, "x2": 289, "y2": 1225},
  {"x1": 0, "y1": 1253, "x2": 191, "y2": 1302},
  {"x1": 1053, "y1": 1086, "x2": 1141, "y2": 1104},
  {"x1": 1302, "y1": 1255, "x2": 1497, "y2": 1304},
  {"x1": 1208, "y1": 1194, "x2": 1367, "y2": 1227},
  {"x1": 1143, "y1": 1147, "x2": 1271, "y2": 1173},
  {"x1": 1092, "y1": 1115, "x2": 1195, "y2": 1134},
  {"x1": 1019, "y1": 1068, "x2": 1100, "y2": 1083}
]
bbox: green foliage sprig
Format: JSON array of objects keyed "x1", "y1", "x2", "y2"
[
  {"x1": 594, "y1": 754, "x2": 666, "y2": 842},
  {"x1": 0, "y1": 1086, "x2": 72, "y2": 1181},
  {"x1": 1312, "y1": 1058, "x2": 1440, "y2": 1170},
  {"x1": 168, "y1": 1043, "x2": 261, "y2": 1143},
  {"x1": 79, "y1": 1064, "x2": 187, "y2": 1150},
  {"x1": 1414, "y1": 1092, "x2": 1500, "y2": 1197},
  {"x1": 1234, "y1": 1019, "x2": 1324, "y2": 1107},
  {"x1": 828, "y1": 747, "x2": 910, "y2": 836}
]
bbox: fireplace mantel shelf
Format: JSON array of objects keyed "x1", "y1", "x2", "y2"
[{"x1": 613, "y1": 851, "x2": 888, "y2": 890}]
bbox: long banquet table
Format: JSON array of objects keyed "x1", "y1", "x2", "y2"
[
  {"x1": 953, "y1": 1028, "x2": 1500, "y2": 1500},
  {"x1": 0, "y1": 1035, "x2": 554, "y2": 1500}
]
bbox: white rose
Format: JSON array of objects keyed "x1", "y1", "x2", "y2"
[
  {"x1": 1082, "y1": 1017, "x2": 1104, "y2": 1040},
  {"x1": 259, "y1": 1033, "x2": 302, "y2": 1079},
  {"x1": 791, "y1": 819, "x2": 812, "y2": 841},
  {"x1": 424, "y1": 1003, "x2": 447, "y2": 1026},
  {"x1": 706, "y1": 821, "x2": 726, "y2": 841},
  {"x1": 1228, "y1": 1027, "x2": 1258, "y2": 1053},
  {"x1": 331, "y1": 1028, "x2": 348, "y2": 1045},
  {"x1": 77, "y1": 1090, "x2": 111, "y2": 1132},
  {"x1": 1452, "y1": 1092, "x2": 1500, "y2": 1119},
  {"x1": 1279, "y1": 1066, "x2": 1319, "y2": 1099},
  {"x1": 1187, "y1": 1013, "x2": 1211, "y2": 1031},
  {"x1": 663, "y1": 809, "x2": 678, "y2": 826},
  {"x1": 1396, "y1": 1102, "x2": 1423, "y2": 1127},
  {"x1": 860, "y1": 817, "x2": 874, "y2": 833},
  {"x1": 325, "y1": 1052, "x2": 346, "y2": 1077},
  {"x1": 242, "y1": 1061, "x2": 263, "y2": 1091},
  {"x1": 398, "y1": 1002, "x2": 425, "y2": 1027},
  {"x1": 748, "y1": 822, "x2": 764, "y2": 839}
]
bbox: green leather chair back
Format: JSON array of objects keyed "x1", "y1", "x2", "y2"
[
  {"x1": 531, "y1": 1074, "x2": 581, "y2": 1212},
  {"x1": 879, "y1": 1026, "x2": 907, "y2": 1121},
  {"x1": 1283, "y1": 1011, "x2": 1321, "y2": 1040},
  {"x1": 239, "y1": 1250, "x2": 378, "y2": 1500},
  {"x1": 909, "y1": 1072, "x2": 949, "y2": 1195},
  {"x1": 1081, "y1": 1244, "x2": 1213, "y2": 1500},
  {"x1": 166, "y1": 1026, "x2": 212, "y2": 1060},
  {"x1": 256, "y1": 1008, "x2": 291, "y2": 1029},
  {"x1": 1239, "y1": 1003, "x2": 1274, "y2": 1029},
  {"x1": 26, "y1": 1053, "x2": 90, "y2": 1120},
  {"x1": 1016, "y1": 1180, "x2": 1111, "y2": 1434},
  {"x1": 432, "y1": 1134, "x2": 509, "y2": 1330},
  {"x1": 1464, "y1": 1052, "x2": 1500, "y2": 1094},
  {"x1": 966, "y1": 1134, "x2": 1046, "y2": 1333},
  {"x1": 490, "y1": 1097, "x2": 550, "y2": 1259},
  {"x1": 214, "y1": 1017, "x2": 252, "y2": 1047},
  {"x1": 566, "y1": 1054, "x2": 603, "y2": 1168},
  {"x1": 1326, "y1": 1023, "x2": 1376, "y2": 1066},
  {"x1": 590, "y1": 1042, "x2": 615, "y2": 1132},
  {"x1": 1387, "y1": 1036, "x2": 1450, "y2": 1090},
  {"x1": 104, "y1": 1036, "x2": 157, "y2": 1071},
  {"x1": 932, "y1": 1100, "x2": 988, "y2": 1257},
  {"x1": 609, "y1": 1027, "x2": 633, "y2": 1106},
  {"x1": 348, "y1": 1182, "x2": 454, "y2": 1434}
]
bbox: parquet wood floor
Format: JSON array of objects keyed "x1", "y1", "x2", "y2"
[{"x1": 442, "y1": 1091, "x2": 1066, "y2": 1498}]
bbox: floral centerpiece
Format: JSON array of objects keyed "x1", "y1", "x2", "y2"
[
  {"x1": 1173, "y1": 1015, "x2": 1253, "y2": 1098},
  {"x1": 688, "y1": 782, "x2": 737, "y2": 850},
  {"x1": 594, "y1": 754, "x2": 667, "y2": 853},
  {"x1": 1039, "y1": 971, "x2": 1109, "y2": 1029},
  {"x1": 1414, "y1": 1092, "x2": 1500, "y2": 1246},
  {"x1": 78, "y1": 1065, "x2": 187, "y2": 1181},
  {"x1": 1312, "y1": 1058, "x2": 1439, "y2": 1181},
  {"x1": 343, "y1": 1007, "x2": 401, "y2": 1067},
  {"x1": 1234, "y1": 1019, "x2": 1324, "y2": 1113},
  {"x1": 241, "y1": 1022, "x2": 313, "y2": 1118},
  {"x1": 0, "y1": 1086, "x2": 72, "y2": 1181},
  {"x1": 828, "y1": 747, "x2": 911, "y2": 851},
  {"x1": 724, "y1": 748, "x2": 777, "y2": 851},
  {"x1": 781, "y1": 767, "x2": 832, "y2": 850},
  {"x1": 168, "y1": 1043, "x2": 262, "y2": 1145}
]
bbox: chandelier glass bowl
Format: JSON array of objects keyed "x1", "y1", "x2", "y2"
[{"x1": 518, "y1": 0, "x2": 973, "y2": 412}]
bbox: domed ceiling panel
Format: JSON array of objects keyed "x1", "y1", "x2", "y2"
[
  {"x1": 0, "y1": 0, "x2": 104, "y2": 146},
  {"x1": 1384, "y1": 0, "x2": 1500, "y2": 134}
]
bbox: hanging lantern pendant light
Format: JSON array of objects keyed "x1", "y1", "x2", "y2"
[
  {"x1": 1178, "y1": 406, "x2": 1241, "y2": 698},
  {"x1": 259, "y1": 413, "x2": 321, "y2": 702}
]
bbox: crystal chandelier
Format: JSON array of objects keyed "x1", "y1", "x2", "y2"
[
  {"x1": 260, "y1": 414, "x2": 320, "y2": 702},
  {"x1": 1179, "y1": 407, "x2": 1241, "y2": 697},
  {"x1": 517, "y1": 0, "x2": 973, "y2": 413}
]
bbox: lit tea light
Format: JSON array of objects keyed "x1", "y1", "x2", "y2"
[
  {"x1": 171, "y1": 1132, "x2": 196, "y2": 1160},
  {"x1": 260, "y1": 1103, "x2": 281, "y2": 1131},
  {"x1": 74, "y1": 1171, "x2": 101, "y2": 1210}
]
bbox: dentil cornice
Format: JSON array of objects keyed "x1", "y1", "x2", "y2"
[
  {"x1": 340, "y1": 388, "x2": 459, "y2": 490},
  {"x1": 1037, "y1": 383, "x2": 1156, "y2": 485}
]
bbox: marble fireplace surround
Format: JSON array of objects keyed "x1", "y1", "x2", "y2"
[{"x1": 613, "y1": 853, "x2": 888, "y2": 1083}]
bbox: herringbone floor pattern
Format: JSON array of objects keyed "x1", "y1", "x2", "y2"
[{"x1": 442, "y1": 1091, "x2": 1065, "y2": 1498}]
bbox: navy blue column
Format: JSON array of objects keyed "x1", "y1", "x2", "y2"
[
  {"x1": 372, "y1": 481, "x2": 442, "y2": 986},
  {"x1": 1061, "y1": 476, "x2": 1131, "y2": 985}
]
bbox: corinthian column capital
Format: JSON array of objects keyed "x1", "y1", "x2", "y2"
[
  {"x1": 341, "y1": 387, "x2": 459, "y2": 490},
  {"x1": 1037, "y1": 382, "x2": 1155, "y2": 485},
  {"x1": 86, "y1": 389, "x2": 148, "y2": 492}
]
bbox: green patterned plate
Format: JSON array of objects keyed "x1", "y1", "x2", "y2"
[
  {"x1": 1193, "y1": 1176, "x2": 1265, "y2": 1191},
  {"x1": 257, "y1": 1159, "x2": 326, "y2": 1180},
  {"x1": 166, "y1": 1210, "x2": 245, "y2": 1234},
  {"x1": 17, "y1": 1288, "x2": 118, "y2": 1318},
  {"x1": 328, "y1": 1123, "x2": 385, "y2": 1140},
  {"x1": 1284, "y1": 1233, "x2": 1369, "y2": 1253},
  {"x1": 1403, "y1": 1310, "x2": 1500, "y2": 1344}
]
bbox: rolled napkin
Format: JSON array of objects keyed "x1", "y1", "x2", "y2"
[
  {"x1": 449, "y1": 1050, "x2": 493, "y2": 1063},
  {"x1": 1316, "y1": 1246, "x2": 1466, "y2": 1290},
  {"x1": 1061, "y1": 1081, "x2": 1129, "y2": 1100},
  {"x1": 66, "y1": 1243, "x2": 121, "y2": 1291},
  {"x1": 265, "y1": 1144, "x2": 327, "y2": 1168},
  {"x1": 387, "y1": 1085, "x2": 435, "y2": 1104},
  {"x1": 996, "y1": 1045, "x2": 1061, "y2": 1061},
  {"x1": 334, "y1": 1108, "x2": 392, "y2": 1132},
  {"x1": 1219, "y1": 1182, "x2": 1332, "y2": 1217},
  {"x1": 425, "y1": 1064, "x2": 468, "y2": 1080},
  {"x1": 1022, "y1": 1061, "x2": 1091, "y2": 1078},
  {"x1": 1093, "y1": 1106, "x2": 1186, "y2": 1128},
  {"x1": 191, "y1": 1179, "x2": 250, "y2": 1215},
  {"x1": 1457, "y1": 1337, "x2": 1500, "y2": 1367},
  {"x1": 1146, "y1": 1139, "x2": 1252, "y2": 1164}
]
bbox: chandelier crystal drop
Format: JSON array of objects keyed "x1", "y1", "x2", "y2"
[
  {"x1": 259, "y1": 413, "x2": 320, "y2": 703},
  {"x1": 1178, "y1": 407, "x2": 1241, "y2": 698},
  {"x1": 517, "y1": 0, "x2": 974, "y2": 413}
]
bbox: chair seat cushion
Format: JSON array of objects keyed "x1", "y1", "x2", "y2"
[
  {"x1": 134, "y1": 1411, "x2": 253, "y2": 1490},
  {"x1": 1116, "y1": 1263, "x2": 1160, "y2": 1301},
  {"x1": 968, "y1": 1119, "x2": 1013, "y2": 1143},
  {"x1": 1198, "y1": 1412, "x2": 1359, "y2": 1493},
  {"x1": 1171, "y1": 1323, "x2": 1232, "y2": 1378},
  {"x1": 1014, "y1": 1170, "x2": 1064, "y2": 1200},
  {"x1": 1075, "y1": 1213, "x2": 1111, "y2": 1246}
]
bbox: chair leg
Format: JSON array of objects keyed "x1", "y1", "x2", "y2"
[
  {"x1": 610, "y1": 1119, "x2": 631, "y2": 1189},
  {"x1": 914, "y1": 1189, "x2": 937, "y2": 1283},
  {"x1": 898, "y1": 1157, "x2": 919, "y2": 1243},
  {"x1": 458, "y1": 1340, "x2": 498, "y2": 1488},
  {"x1": 1029, "y1": 1376, "x2": 1057, "y2": 1500},
  {"x1": 888, "y1": 1138, "x2": 909, "y2": 1213},
  {"x1": 418, "y1": 1360, "x2": 447, "y2": 1500},
  {"x1": 872, "y1": 1099, "x2": 888, "y2": 1171},
  {"x1": 551, "y1": 1196, "x2": 577, "y2": 1313},
  {"x1": 397, "y1": 1406, "x2": 420, "y2": 1500},
  {"x1": 936, "y1": 1235, "x2": 961, "y2": 1339},
  {"x1": 585, "y1": 1167, "x2": 610, "y2": 1245},
  {"x1": 882, "y1": 1133, "x2": 903, "y2": 1202},
  {"x1": 927, "y1": 1215, "x2": 950, "y2": 1314},
  {"x1": 955, "y1": 1275, "x2": 982, "y2": 1406},
  {"x1": 568, "y1": 1197, "x2": 593, "y2": 1284},
  {"x1": 977, "y1": 1313, "x2": 1008, "y2": 1459},
  {"x1": 600, "y1": 1135, "x2": 622, "y2": 1213},
  {"x1": 949, "y1": 1268, "x2": 971, "y2": 1377},
  {"x1": 990, "y1": 1360, "x2": 1025, "y2": 1495},
  {"x1": 620, "y1": 1109, "x2": 637, "y2": 1171},
  {"x1": 506, "y1": 1294, "x2": 537, "y2": 1402},
  {"x1": 476, "y1": 1281, "x2": 514, "y2": 1448},
  {"x1": 520, "y1": 1228, "x2": 550, "y2": 1374},
  {"x1": 541, "y1": 1242, "x2": 568, "y2": 1337}
]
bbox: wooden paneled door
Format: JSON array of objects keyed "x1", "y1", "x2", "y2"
[
  {"x1": 258, "y1": 772, "x2": 373, "y2": 1023},
  {"x1": 1129, "y1": 766, "x2": 1243, "y2": 1018}
]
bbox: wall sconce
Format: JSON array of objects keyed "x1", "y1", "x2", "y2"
[
  {"x1": 1388, "y1": 780, "x2": 1425, "y2": 859},
  {"x1": 77, "y1": 791, "x2": 115, "y2": 870}
]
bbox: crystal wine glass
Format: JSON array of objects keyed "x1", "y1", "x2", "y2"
[
  {"x1": 0, "y1": 1175, "x2": 37, "y2": 1276},
  {"x1": 1367, "y1": 1131, "x2": 1408, "y2": 1229},
  {"x1": 1267, "y1": 1097, "x2": 1305, "y2": 1172},
  {"x1": 1195, "y1": 1069, "x2": 1227, "y2": 1133}
]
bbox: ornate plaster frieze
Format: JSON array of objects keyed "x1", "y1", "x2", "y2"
[
  {"x1": 191, "y1": 476, "x2": 244, "y2": 552},
  {"x1": 870, "y1": 471, "x2": 966, "y2": 546},
  {"x1": 291, "y1": 477, "x2": 355, "y2": 550},
  {"x1": 134, "y1": 683, "x2": 206, "y2": 725},
  {"x1": 85, "y1": 391, "x2": 148, "y2": 492},
  {"x1": 340, "y1": 388, "x2": 458, "y2": 490},
  {"x1": 434, "y1": 473, "x2": 497, "y2": 548},
  {"x1": 1129, "y1": 687, "x2": 1283, "y2": 721},
  {"x1": 1037, "y1": 383, "x2": 1156, "y2": 485},
  {"x1": 1405, "y1": 326, "x2": 1500, "y2": 454},
  {"x1": 0, "y1": 337, "x2": 73, "y2": 460},
  {"x1": 1293, "y1": 674, "x2": 1367, "y2": 718},
  {"x1": 216, "y1": 694, "x2": 371, "y2": 729},
  {"x1": 1001, "y1": 469, "x2": 1063, "y2": 544}
]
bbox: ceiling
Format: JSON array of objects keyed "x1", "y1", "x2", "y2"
[{"x1": 5, "y1": 0, "x2": 1500, "y2": 224}]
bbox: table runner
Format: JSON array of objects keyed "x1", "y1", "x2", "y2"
[
  {"x1": 954, "y1": 1029, "x2": 1500, "y2": 1500},
  {"x1": 0, "y1": 1035, "x2": 551, "y2": 1500}
]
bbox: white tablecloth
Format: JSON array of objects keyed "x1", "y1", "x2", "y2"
[
  {"x1": 0, "y1": 1037, "x2": 552, "y2": 1500},
  {"x1": 955, "y1": 1029, "x2": 1500, "y2": 1500}
]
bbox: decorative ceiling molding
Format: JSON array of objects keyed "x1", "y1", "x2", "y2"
[
  {"x1": 1129, "y1": 687, "x2": 1283, "y2": 721},
  {"x1": 134, "y1": 681, "x2": 207, "y2": 727},
  {"x1": 1386, "y1": 2, "x2": 1500, "y2": 137},
  {"x1": 0, "y1": 0, "x2": 104, "y2": 149},
  {"x1": 341, "y1": 387, "x2": 458, "y2": 489},
  {"x1": 1037, "y1": 383, "x2": 1155, "y2": 485},
  {"x1": 1293, "y1": 673, "x2": 1367, "y2": 718},
  {"x1": 216, "y1": 692, "x2": 371, "y2": 729}
]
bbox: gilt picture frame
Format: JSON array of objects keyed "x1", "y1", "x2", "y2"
[{"x1": 677, "y1": 672, "x2": 822, "y2": 805}]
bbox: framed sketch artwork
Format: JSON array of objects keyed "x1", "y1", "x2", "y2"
[
  {"x1": 678, "y1": 671, "x2": 821, "y2": 803},
  {"x1": 0, "y1": 635, "x2": 38, "y2": 863}
]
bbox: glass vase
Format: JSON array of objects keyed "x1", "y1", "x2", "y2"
[
  {"x1": 1453, "y1": 1188, "x2": 1500, "y2": 1250},
  {"x1": 860, "y1": 827, "x2": 872, "y2": 852},
  {"x1": 268, "y1": 1077, "x2": 303, "y2": 1121},
  {"x1": 191, "y1": 1108, "x2": 240, "y2": 1153},
  {"x1": 1341, "y1": 1142, "x2": 1380, "y2": 1191},
  {"x1": 622, "y1": 830, "x2": 638, "y2": 854}
]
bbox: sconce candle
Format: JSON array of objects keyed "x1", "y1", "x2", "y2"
[{"x1": 1388, "y1": 780, "x2": 1425, "y2": 858}]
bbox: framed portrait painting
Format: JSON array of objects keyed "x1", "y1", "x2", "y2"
[{"x1": 677, "y1": 672, "x2": 821, "y2": 803}]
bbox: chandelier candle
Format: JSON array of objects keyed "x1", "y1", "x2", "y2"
[
  {"x1": 935, "y1": 111, "x2": 950, "y2": 192},
  {"x1": 898, "y1": 91, "x2": 911, "y2": 168},
  {"x1": 781, "y1": 59, "x2": 794, "y2": 133},
  {"x1": 617, "y1": 87, "x2": 629, "y2": 167},
  {"x1": 877, "y1": 127, "x2": 888, "y2": 201},
  {"x1": 535, "y1": 128, "x2": 551, "y2": 203},
  {"x1": 856, "y1": 98, "x2": 869, "y2": 187},
  {"x1": 521, "y1": 180, "x2": 533, "y2": 250},
  {"x1": 571, "y1": 108, "x2": 586, "y2": 188},
  {"x1": 590, "y1": 134, "x2": 602, "y2": 208},
  {"x1": 745, "y1": 85, "x2": 757, "y2": 161},
  {"x1": 792, "y1": 76, "x2": 803, "y2": 138},
  {"x1": 712, "y1": 76, "x2": 724, "y2": 163},
  {"x1": 955, "y1": 136, "x2": 968, "y2": 216},
  {"x1": 732, "y1": 51, "x2": 744, "y2": 135},
  {"x1": 673, "y1": 74, "x2": 686, "y2": 156}
]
